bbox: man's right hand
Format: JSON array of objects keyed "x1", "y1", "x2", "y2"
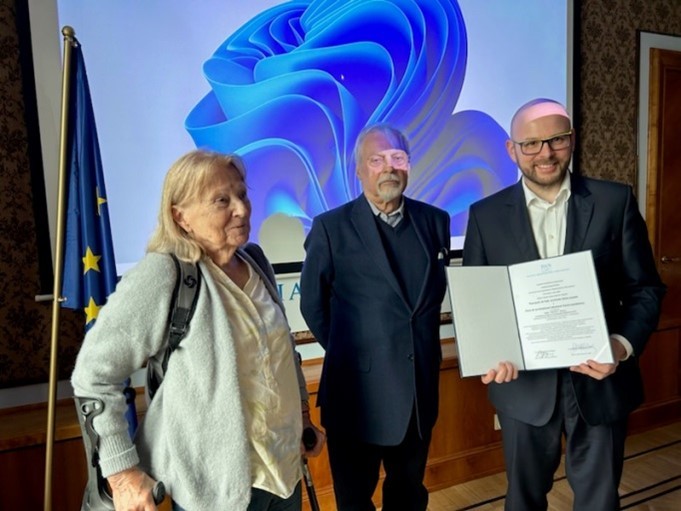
[
  {"x1": 481, "y1": 361, "x2": 519, "y2": 384},
  {"x1": 107, "y1": 466, "x2": 160, "y2": 511}
]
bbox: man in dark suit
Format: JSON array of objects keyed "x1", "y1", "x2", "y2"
[
  {"x1": 300, "y1": 124, "x2": 450, "y2": 511},
  {"x1": 463, "y1": 98, "x2": 666, "y2": 511}
]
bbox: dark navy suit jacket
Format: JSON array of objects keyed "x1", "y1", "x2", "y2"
[
  {"x1": 463, "y1": 174, "x2": 665, "y2": 426},
  {"x1": 300, "y1": 195, "x2": 450, "y2": 445}
]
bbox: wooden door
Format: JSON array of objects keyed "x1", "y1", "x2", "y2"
[{"x1": 646, "y1": 48, "x2": 681, "y2": 329}]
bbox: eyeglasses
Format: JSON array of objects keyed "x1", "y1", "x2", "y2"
[
  {"x1": 512, "y1": 130, "x2": 573, "y2": 155},
  {"x1": 367, "y1": 150, "x2": 409, "y2": 171}
]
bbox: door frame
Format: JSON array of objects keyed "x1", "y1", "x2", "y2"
[{"x1": 636, "y1": 31, "x2": 681, "y2": 219}]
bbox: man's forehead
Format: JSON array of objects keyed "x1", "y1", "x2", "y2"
[
  {"x1": 372, "y1": 148, "x2": 408, "y2": 155},
  {"x1": 513, "y1": 102, "x2": 570, "y2": 129},
  {"x1": 520, "y1": 101, "x2": 569, "y2": 121},
  {"x1": 363, "y1": 130, "x2": 405, "y2": 151},
  {"x1": 512, "y1": 103, "x2": 570, "y2": 137}
]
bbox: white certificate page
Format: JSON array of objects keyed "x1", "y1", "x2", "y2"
[
  {"x1": 446, "y1": 266, "x2": 525, "y2": 377},
  {"x1": 508, "y1": 251, "x2": 613, "y2": 370}
]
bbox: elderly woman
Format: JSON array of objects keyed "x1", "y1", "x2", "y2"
[{"x1": 71, "y1": 149, "x2": 324, "y2": 511}]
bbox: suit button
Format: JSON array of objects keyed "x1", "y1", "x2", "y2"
[{"x1": 407, "y1": 354, "x2": 414, "y2": 361}]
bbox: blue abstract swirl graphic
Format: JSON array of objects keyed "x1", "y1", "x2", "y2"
[{"x1": 186, "y1": 0, "x2": 517, "y2": 243}]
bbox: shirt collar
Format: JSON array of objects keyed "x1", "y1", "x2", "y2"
[
  {"x1": 367, "y1": 197, "x2": 405, "y2": 220},
  {"x1": 522, "y1": 170, "x2": 572, "y2": 207}
]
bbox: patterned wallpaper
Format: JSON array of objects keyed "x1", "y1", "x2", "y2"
[
  {"x1": 578, "y1": 0, "x2": 681, "y2": 183},
  {"x1": 0, "y1": 0, "x2": 81, "y2": 388},
  {"x1": 1, "y1": 0, "x2": 680, "y2": 388}
]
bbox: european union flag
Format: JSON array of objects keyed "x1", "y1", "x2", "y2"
[{"x1": 61, "y1": 41, "x2": 138, "y2": 436}]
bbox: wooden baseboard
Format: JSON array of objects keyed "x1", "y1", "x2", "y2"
[
  {"x1": 629, "y1": 398, "x2": 681, "y2": 433},
  {"x1": 425, "y1": 442, "x2": 506, "y2": 491}
]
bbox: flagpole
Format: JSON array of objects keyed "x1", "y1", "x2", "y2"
[{"x1": 44, "y1": 25, "x2": 75, "y2": 511}]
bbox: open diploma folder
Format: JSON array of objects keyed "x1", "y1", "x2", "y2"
[{"x1": 446, "y1": 251, "x2": 614, "y2": 377}]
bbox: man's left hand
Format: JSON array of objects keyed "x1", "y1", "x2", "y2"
[{"x1": 569, "y1": 338, "x2": 627, "y2": 380}]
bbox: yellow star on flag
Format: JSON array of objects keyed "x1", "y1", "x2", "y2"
[
  {"x1": 84, "y1": 296, "x2": 101, "y2": 324},
  {"x1": 82, "y1": 247, "x2": 102, "y2": 274},
  {"x1": 96, "y1": 186, "x2": 107, "y2": 216}
]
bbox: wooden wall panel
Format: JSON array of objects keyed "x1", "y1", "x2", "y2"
[
  {"x1": 0, "y1": 439, "x2": 87, "y2": 510},
  {"x1": 629, "y1": 327, "x2": 681, "y2": 432}
]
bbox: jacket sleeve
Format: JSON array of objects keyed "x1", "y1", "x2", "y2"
[
  {"x1": 614, "y1": 187, "x2": 666, "y2": 353},
  {"x1": 441, "y1": 209, "x2": 452, "y2": 259},
  {"x1": 299, "y1": 217, "x2": 333, "y2": 349},
  {"x1": 462, "y1": 205, "x2": 487, "y2": 266}
]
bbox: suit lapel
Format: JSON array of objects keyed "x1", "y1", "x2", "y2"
[
  {"x1": 564, "y1": 174, "x2": 594, "y2": 253},
  {"x1": 506, "y1": 182, "x2": 540, "y2": 261},
  {"x1": 405, "y1": 198, "x2": 436, "y2": 314},
  {"x1": 351, "y1": 196, "x2": 409, "y2": 306}
]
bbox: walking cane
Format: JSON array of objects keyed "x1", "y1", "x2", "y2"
[{"x1": 302, "y1": 427, "x2": 321, "y2": 511}]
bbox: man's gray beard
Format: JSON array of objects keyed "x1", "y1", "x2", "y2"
[
  {"x1": 377, "y1": 186, "x2": 402, "y2": 202},
  {"x1": 377, "y1": 176, "x2": 404, "y2": 202}
]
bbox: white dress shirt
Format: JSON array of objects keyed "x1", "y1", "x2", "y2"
[
  {"x1": 207, "y1": 257, "x2": 303, "y2": 498},
  {"x1": 521, "y1": 172, "x2": 632, "y2": 360}
]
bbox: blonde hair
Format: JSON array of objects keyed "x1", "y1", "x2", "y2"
[{"x1": 146, "y1": 149, "x2": 246, "y2": 262}]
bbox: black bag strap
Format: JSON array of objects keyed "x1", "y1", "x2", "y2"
[
  {"x1": 148, "y1": 254, "x2": 201, "y2": 400},
  {"x1": 151, "y1": 248, "x2": 271, "y2": 398},
  {"x1": 162, "y1": 254, "x2": 201, "y2": 371}
]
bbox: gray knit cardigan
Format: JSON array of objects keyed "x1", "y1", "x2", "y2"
[{"x1": 71, "y1": 246, "x2": 307, "y2": 510}]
